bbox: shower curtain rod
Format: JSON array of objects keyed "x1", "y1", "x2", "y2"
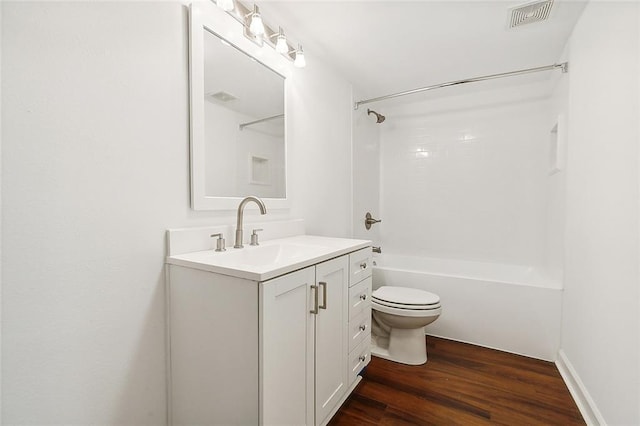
[
  {"x1": 239, "y1": 113, "x2": 284, "y2": 130},
  {"x1": 353, "y1": 62, "x2": 568, "y2": 110}
]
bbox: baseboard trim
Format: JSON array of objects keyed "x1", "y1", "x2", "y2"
[{"x1": 555, "y1": 349, "x2": 606, "y2": 426}]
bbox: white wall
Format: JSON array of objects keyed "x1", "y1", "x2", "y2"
[
  {"x1": 1, "y1": 1, "x2": 353, "y2": 424},
  {"x1": 376, "y1": 84, "x2": 554, "y2": 269},
  {"x1": 287, "y1": 53, "x2": 353, "y2": 238},
  {"x1": 560, "y1": 2, "x2": 639, "y2": 425}
]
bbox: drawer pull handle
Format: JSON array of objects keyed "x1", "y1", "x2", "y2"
[
  {"x1": 319, "y1": 281, "x2": 327, "y2": 310},
  {"x1": 360, "y1": 294, "x2": 367, "y2": 301},
  {"x1": 360, "y1": 262, "x2": 367, "y2": 269},
  {"x1": 359, "y1": 324, "x2": 367, "y2": 331},
  {"x1": 359, "y1": 355, "x2": 367, "y2": 362},
  {"x1": 310, "y1": 285, "x2": 319, "y2": 314}
]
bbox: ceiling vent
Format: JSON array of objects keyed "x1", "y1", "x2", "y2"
[
  {"x1": 208, "y1": 91, "x2": 238, "y2": 102},
  {"x1": 508, "y1": 0, "x2": 554, "y2": 28}
]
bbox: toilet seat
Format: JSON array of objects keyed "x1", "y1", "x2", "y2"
[
  {"x1": 372, "y1": 286, "x2": 441, "y2": 317},
  {"x1": 373, "y1": 286, "x2": 440, "y2": 308},
  {"x1": 373, "y1": 298, "x2": 441, "y2": 310}
]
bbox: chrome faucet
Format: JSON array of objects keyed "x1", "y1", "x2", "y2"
[{"x1": 234, "y1": 196, "x2": 267, "y2": 248}]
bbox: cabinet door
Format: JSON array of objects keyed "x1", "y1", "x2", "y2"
[
  {"x1": 260, "y1": 266, "x2": 315, "y2": 426},
  {"x1": 314, "y1": 256, "x2": 349, "y2": 425}
]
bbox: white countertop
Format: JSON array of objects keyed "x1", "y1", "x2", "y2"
[{"x1": 166, "y1": 234, "x2": 371, "y2": 281}]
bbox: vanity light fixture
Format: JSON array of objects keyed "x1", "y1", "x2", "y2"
[
  {"x1": 294, "y1": 45, "x2": 306, "y2": 68},
  {"x1": 247, "y1": 4, "x2": 265, "y2": 37},
  {"x1": 216, "y1": 0, "x2": 235, "y2": 12},
  {"x1": 273, "y1": 27, "x2": 288, "y2": 54},
  {"x1": 215, "y1": 0, "x2": 306, "y2": 68}
]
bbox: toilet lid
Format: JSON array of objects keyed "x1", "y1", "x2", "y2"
[
  {"x1": 373, "y1": 286, "x2": 440, "y2": 306},
  {"x1": 373, "y1": 298, "x2": 441, "y2": 311}
]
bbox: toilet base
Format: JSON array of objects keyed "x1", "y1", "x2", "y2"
[{"x1": 371, "y1": 328, "x2": 428, "y2": 365}]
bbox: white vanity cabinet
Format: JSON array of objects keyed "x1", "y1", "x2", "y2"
[{"x1": 167, "y1": 240, "x2": 371, "y2": 426}]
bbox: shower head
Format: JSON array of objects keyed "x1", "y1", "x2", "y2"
[{"x1": 367, "y1": 109, "x2": 386, "y2": 124}]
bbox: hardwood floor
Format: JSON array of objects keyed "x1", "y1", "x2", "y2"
[{"x1": 329, "y1": 337, "x2": 585, "y2": 425}]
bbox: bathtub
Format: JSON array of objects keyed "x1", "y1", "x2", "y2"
[{"x1": 372, "y1": 254, "x2": 562, "y2": 361}]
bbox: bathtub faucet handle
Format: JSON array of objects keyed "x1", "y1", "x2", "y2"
[
  {"x1": 372, "y1": 246, "x2": 382, "y2": 253},
  {"x1": 365, "y1": 212, "x2": 382, "y2": 230}
]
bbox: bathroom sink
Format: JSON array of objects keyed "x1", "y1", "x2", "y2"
[
  {"x1": 214, "y1": 243, "x2": 328, "y2": 268},
  {"x1": 167, "y1": 234, "x2": 371, "y2": 281}
]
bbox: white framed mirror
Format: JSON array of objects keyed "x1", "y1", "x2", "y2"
[{"x1": 189, "y1": 2, "x2": 292, "y2": 210}]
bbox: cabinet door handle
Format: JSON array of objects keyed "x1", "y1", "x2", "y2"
[
  {"x1": 319, "y1": 281, "x2": 327, "y2": 310},
  {"x1": 359, "y1": 355, "x2": 367, "y2": 362},
  {"x1": 360, "y1": 294, "x2": 367, "y2": 301},
  {"x1": 360, "y1": 262, "x2": 367, "y2": 269},
  {"x1": 359, "y1": 324, "x2": 367, "y2": 331},
  {"x1": 310, "y1": 285, "x2": 319, "y2": 314}
]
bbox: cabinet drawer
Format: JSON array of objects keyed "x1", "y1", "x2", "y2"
[
  {"x1": 348, "y1": 276, "x2": 372, "y2": 320},
  {"x1": 349, "y1": 307, "x2": 371, "y2": 352},
  {"x1": 348, "y1": 337, "x2": 371, "y2": 387},
  {"x1": 349, "y1": 247, "x2": 372, "y2": 286}
]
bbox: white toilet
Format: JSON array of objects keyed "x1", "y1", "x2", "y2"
[{"x1": 371, "y1": 286, "x2": 442, "y2": 365}]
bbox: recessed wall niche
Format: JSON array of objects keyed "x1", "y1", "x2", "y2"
[{"x1": 250, "y1": 155, "x2": 270, "y2": 185}]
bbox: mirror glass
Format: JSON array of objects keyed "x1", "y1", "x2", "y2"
[{"x1": 201, "y1": 29, "x2": 286, "y2": 200}]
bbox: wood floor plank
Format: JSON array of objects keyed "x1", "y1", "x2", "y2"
[
  {"x1": 329, "y1": 336, "x2": 585, "y2": 425},
  {"x1": 356, "y1": 380, "x2": 493, "y2": 426}
]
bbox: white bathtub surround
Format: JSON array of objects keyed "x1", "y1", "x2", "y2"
[
  {"x1": 378, "y1": 88, "x2": 553, "y2": 269},
  {"x1": 373, "y1": 254, "x2": 561, "y2": 361}
]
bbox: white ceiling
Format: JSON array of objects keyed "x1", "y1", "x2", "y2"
[{"x1": 264, "y1": 1, "x2": 587, "y2": 100}]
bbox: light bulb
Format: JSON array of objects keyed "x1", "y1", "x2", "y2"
[
  {"x1": 294, "y1": 45, "x2": 306, "y2": 68},
  {"x1": 249, "y1": 15, "x2": 264, "y2": 36},
  {"x1": 275, "y1": 33, "x2": 288, "y2": 54},
  {"x1": 217, "y1": 0, "x2": 234, "y2": 12},
  {"x1": 249, "y1": 5, "x2": 265, "y2": 37}
]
